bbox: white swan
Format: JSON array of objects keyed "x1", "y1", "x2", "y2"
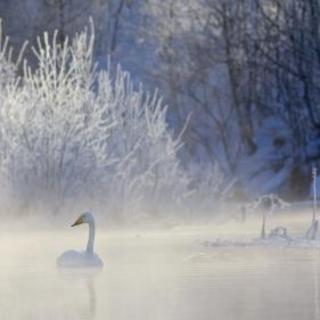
[{"x1": 57, "y1": 212, "x2": 103, "y2": 268}]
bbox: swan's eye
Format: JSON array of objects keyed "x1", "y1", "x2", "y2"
[{"x1": 71, "y1": 216, "x2": 84, "y2": 227}]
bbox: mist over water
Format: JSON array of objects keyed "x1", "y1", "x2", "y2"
[
  {"x1": 1, "y1": 212, "x2": 320, "y2": 320},
  {"x1": 0, "y1": 1, "x2": 319, "y2": 319}
]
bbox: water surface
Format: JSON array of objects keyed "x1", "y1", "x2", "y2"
[{"x1": 0, "y1": 223, "x2": 319, "y2": 320}]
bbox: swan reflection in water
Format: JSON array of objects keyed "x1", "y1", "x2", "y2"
[{"x1": 58, "y1": 268, "x2": 99, "y2": 319}]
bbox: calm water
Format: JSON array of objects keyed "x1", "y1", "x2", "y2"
[{"x1": 0, "y1": 223, "x2": 320, "y2": 320}]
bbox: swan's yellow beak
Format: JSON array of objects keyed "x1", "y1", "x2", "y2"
[{"x1": 71, "y1": 216, "x2": 84, "y2": 227}]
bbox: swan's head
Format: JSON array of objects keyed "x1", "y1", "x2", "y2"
[{"x1": 71, "y1": 212, "x2": 94, "y2": 227}]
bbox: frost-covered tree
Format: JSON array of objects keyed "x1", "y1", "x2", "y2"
[{"x1": 0, "y1": 20, "x2": 191, "y2": 217}]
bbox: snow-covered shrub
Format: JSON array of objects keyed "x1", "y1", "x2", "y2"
[
  {"x1": 0, "y1": 21, "x2": 191, "y2": 217},
  {"x1": 0, "y1": 27, "x2": 116, "y2": 208},
  {"x1": 97, "y1": 68, "x2": 191, "y2": 215}
]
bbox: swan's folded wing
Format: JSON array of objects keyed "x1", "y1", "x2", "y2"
[{"x1": 57, "y1": 250, "x2": 103, "y2": 268}]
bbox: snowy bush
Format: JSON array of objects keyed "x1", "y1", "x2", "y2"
[{"x1": 0, "y1": 21, "x2": 192, "y2": 217}]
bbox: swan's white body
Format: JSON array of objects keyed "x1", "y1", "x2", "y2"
[
  {"x1": 57, "y1": 212, "x2": 103, "y2": 268},
  {"x1": 57, "y1": 250, "x2": 103, "y2": 268}
]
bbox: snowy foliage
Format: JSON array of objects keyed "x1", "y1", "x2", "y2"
[
  {"x1": 4, "y1": 1, "x2": 320, "y2": 200},
  {"x1": 0, "y1": 21, "x2": 198, "y2": 216}
]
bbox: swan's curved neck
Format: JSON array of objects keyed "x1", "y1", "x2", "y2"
[{"x1": 86, "y1": 220, "x2": 95, "y2": 254}]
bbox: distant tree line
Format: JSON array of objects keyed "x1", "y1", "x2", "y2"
[
  {"x1": 145, "y1": 0, "x2": 320, "y2": 199},
  {"x1": 1, "y1": 0, "x2": 319, "y2": 199}
]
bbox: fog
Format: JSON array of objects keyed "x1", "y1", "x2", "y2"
[
  {"x1": 0, "y1": 210, "x2": 319, "y2": 320},
  {"x1": 0, "y1": 5, "x2": 319, "y2": 319}
]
